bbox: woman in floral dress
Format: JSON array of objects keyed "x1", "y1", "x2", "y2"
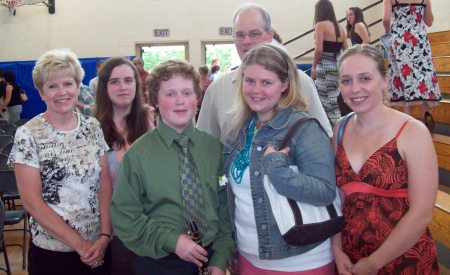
[{"x1": 383, "y1": 0, "x2": 441, "y2": 131}]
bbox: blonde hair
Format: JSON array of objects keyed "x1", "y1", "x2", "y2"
[
  {"x1": 228, "y1": 43, "x2": 308, "y2": 140},
  {"x1": 32, "y1": 48, "x2": 84, "y2": 92}
]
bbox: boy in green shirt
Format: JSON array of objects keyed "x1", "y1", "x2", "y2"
[{"x1": 110, "y1": 59, "x2": 234, "y2": 275}]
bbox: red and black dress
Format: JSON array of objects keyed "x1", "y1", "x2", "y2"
[{"x1": 335, "y1": 118, "x2": 439, "y2": 274}]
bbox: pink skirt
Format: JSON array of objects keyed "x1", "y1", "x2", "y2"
[{"x1": 237, "y1": 253, "x2": 336, "y2": 275}]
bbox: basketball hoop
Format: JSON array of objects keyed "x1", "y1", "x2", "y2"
[{"x1": 1, "y1": 0, "x2": 21, "y2": 16}]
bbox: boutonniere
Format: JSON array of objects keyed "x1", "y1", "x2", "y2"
[{"x1": 218, "y1": 174, "x2": 228, "y2": 187}]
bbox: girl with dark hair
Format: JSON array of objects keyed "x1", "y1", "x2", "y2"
[
  {"x1": 0, "y1": 70, "x2": 23, "y2": 123},
  {"x1": 93, "y1": 56, "x2": 154, "y2": 275},
  {"x1": 346, "y1": 7, "x2": 370, "y2": 45},
  {"x1": 312, "y1": 0, "x2": 348, "y2": 125}
]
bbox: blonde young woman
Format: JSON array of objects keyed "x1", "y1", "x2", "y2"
[
  {"x1": 224, "y1": 43, "x2": 337, "y2": 274},
  {"x1": 332, "y1": 44, "x2": 439, "y2": 275}
]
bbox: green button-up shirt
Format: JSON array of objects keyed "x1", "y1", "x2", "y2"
[{"x1": 110, "y1": 121, "x2": 234, "y2": 270}]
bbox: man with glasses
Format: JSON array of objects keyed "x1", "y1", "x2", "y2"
[{"x1": 197, "y1": 3, "x2": 332, "y2": 142}]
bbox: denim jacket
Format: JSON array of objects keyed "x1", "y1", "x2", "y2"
[{"x1": 223, "y1": 107, "x2": 336, "y2": 260}]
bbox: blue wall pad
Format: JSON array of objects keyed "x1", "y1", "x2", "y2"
[{"x1": 296, "y1": 63, "x2": 312, "y2": 77}]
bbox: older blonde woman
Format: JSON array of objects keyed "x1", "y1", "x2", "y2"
[{"x1": 9, "y1": 49, "x2": 112, "y2": 275}]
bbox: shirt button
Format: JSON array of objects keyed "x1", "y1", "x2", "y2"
[
  {"x1": 257, "y1": 146, "x2": 262, "y2": 151},
  {"x1": 254, "y1": 171, "x2": 260, "y2": 176},
  {"x1": 261, "y1": 224, "x2": 266, "y2": 230},
  {"x1": 258, "y1": 198, "x2": 263, "y2": 203}
]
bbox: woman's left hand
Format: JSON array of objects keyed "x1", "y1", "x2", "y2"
[
  {"x1": 351, "y1": 257, "x2": 379, "y2": 275},
  {"x1": 81, "y1": 236, "x2": 110, "y2": 268},
  {"x1": 264, "y1": 145, "x2": 290, "y2": 157}
]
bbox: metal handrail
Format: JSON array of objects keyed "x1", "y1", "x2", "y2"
[{"x1": 284, "y1": 0, "x2": 383, "y2": 60}]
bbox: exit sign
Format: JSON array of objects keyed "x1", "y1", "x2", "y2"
[
  {"x1": 219, "y1": 27, "x2": 233, "y2": 36},
  {"x1": 154, "y1": 29, "x2": 170, "y2": 37}
]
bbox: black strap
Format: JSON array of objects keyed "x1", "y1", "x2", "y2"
[
  {"x1": 280, "y1": 117, "x2": 309, "y2": 226},
  {"x1": 280, "y1": 117, "x2": 309, "y2": 149},
  {"x1": 280, "y1": 117, "x2": 340, "y2": 226}
]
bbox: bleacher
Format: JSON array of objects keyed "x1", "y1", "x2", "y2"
[{"x1": 391, "y1": 30, "x2": 450, "y2": 272}]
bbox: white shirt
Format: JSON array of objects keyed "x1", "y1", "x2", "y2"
[{"x1": 230, "y1": 168, "x2": 333, "y2": 271}]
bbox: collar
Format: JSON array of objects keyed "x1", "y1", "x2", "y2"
[
  {"x1": 156, "y1": 120, "x2": 197, "y2": 149},
  {"x1": 252, "y1": 107, "x2": 296, "y2": 130}
]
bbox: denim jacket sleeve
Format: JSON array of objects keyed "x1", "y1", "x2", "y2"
[{"x1": 262, "y1": 119, "x2": 336, "y2": 206}]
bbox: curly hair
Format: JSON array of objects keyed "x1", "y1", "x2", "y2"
[{"x1": 146, "y1": 59, "x2": 201, "y2": 111}]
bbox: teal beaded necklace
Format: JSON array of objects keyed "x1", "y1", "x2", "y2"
[{"x1": 230, "y1": 115, "x2": 257, "y2": 184}]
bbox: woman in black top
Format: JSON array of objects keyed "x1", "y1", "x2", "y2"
[
  {"x1": 0, "y1": 70, "x2": 23, "y2": 124},
  {"x1": 346, "y1": 7, "x2": 370, "y2": 45}
]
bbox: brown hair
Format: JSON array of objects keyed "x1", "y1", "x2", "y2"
[
  {"x1": 338, "y1": 44, "x2": 387, "y2": 77},
  {"x1": 94, "y1": 57, "x2": 150, "y2": 148},
  {"x1": 346, "y1": 7, "x2": 370, "y2": 39},
  {"x1": 314, "y1": 0, "x2": 340, "y2": 38}
]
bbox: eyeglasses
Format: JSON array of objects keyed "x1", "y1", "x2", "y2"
[{"x1": 233, "y1": 30, "x2": 264, "y2": 41}]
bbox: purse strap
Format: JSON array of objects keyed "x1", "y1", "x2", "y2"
[
  {"x1": 280, "y1": 117, "x2": 341, "y2": 226},
  {"x1": 279, "y1": 117, "x2": 310, "y2": 149}
]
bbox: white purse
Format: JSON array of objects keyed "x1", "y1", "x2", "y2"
[{"x1": 263, "y1": 118, "x2": 344, "y2": 246}]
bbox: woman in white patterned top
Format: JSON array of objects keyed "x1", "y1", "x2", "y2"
[{"x1": 9, "y1": 49, "x2": 113, "y2": 275}]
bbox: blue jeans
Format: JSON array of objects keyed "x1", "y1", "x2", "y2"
[{"x1": 7, "y1": 104, "x2": 22, "y2": 124}]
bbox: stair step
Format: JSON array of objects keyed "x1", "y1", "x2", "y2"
[
  {"x1": 435, "y1": 57, "x2": 450, "y2": 74},
  {"x1": 433, "y1": 133, "x2": 450, "y2": 172},
  {"x1": 438, "y1": 75, "x2": 450, "y2": 96},
  {"x1": 431, "y1": 42, "x2": 450, "y2": 57},
  {"x1": 391, "y1": 100, "x2": 450, "y2": 125},
  {"x1": 429, "y1": 30, "x2": 450, "y2": 44}
]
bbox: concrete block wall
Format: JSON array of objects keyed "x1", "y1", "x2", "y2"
[{"x1": 0, "y1": 0, "x2": 449, "y2": 67}]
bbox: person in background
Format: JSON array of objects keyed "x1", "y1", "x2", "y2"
[
  {"x1": 272, "y1": 26, "x2": 283, "y2": 44},
  {"x1": 132, "y1": 56, "x2": 150, "y2": 104},
  {"x1": 75, "y1": 83, "x2": 94, "y2": 116},
  {"x1": 332, "y1": 44, "x2": 439, "y2": 275},
  {"x1": 383, "y1": 0, "x2": 441, "y2": 131},
  {"x1": 224, "y1": 43, "x2": 336, "y2": 274},
  {"x1": 210, "y1": 65, "x2": 221, "y2": 81},
  {"x1": 89, "y1": 60, "x2": 105, "y2": 93},
  {"x1": 0, "y1": 70, "x2": 23, "y2": 124},
  {"x1": 94, "y1": 56, "x2": 154, "y2": 275},
  {"x1": 210, "y1": 58, "x2": 221, "y2": 69},
  {"x1": 9, "y1": 48, "x2": 112, "y2": 275},
  {"x1": 197, "y1": 3, "x2": 332, "y2": 142},
  {"x1": 346, "y1": 7, "x2": 370, "y2": 45},
  {"x1": 197, "y1": 65, "x2": 212, "y2": 121},
  {"x1": 312, "y1": 0, "x2": 348, "y2": 126},
  {"x1": 110, "y1": 59, "x2": 234, "y2": 275}
]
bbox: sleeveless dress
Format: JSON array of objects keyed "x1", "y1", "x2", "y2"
[
  {"x1": 350, "y1": 32, "x2": 363, "y2": 45},
  {"x1": 315, "y1": 40, "x2": 343, "y2": 125},
  {"x1": 387, "y1": 0, "x2": 441, "y2": 104},
  {"x1": 335, "y1": 117, "x2": 439, "y2": 274}
]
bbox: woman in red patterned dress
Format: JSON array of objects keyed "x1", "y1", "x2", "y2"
[{"x1": 331, "y1": 44, "x2": 439, "y2": 274}]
